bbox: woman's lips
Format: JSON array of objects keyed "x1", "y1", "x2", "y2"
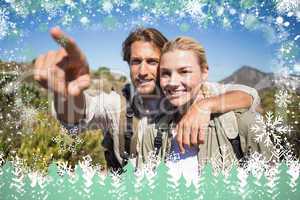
[{"x1": 166, "y1": 90, "x2": 187, "y2": 98}]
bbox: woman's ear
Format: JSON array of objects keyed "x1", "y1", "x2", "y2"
[{"x1": 201, "y1": 64, "x2": 209, "y2": 82}]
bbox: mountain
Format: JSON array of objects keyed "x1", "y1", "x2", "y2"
[{"x1": 220, "y1": 66, "x2": 275, "y2": 90}]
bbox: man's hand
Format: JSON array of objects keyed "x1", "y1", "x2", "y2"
[
  {"x1": 34, "y1": 27, "x2": 90, "y2": 97},
  {"x1": 176, "y1": 101, "x2": 211, "y2": 153},
  {"x1": 175, "y1": 89, "x2": 255, "y2": 153}
]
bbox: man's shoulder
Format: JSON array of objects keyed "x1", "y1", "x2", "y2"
[{"x1": 206, "y1": 82, "x2": 223, "y2": 95}]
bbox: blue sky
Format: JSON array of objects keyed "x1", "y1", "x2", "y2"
[
  {"x1": 0, "y1": 1, "x2": 298, "y2": 81},
  {"x1": 0, "y1": 22, "x2": 277, "y2": 82}
]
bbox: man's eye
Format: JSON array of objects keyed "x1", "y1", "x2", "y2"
[
  {"x1": 130, "y1": 59, "x2": 141, "y2": 65},
  {"x1": 147, "y1": 59, "x2": 159, "y2": 65}
]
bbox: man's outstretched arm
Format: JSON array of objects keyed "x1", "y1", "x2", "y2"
[{"x1": 34, "y1": 27, "x2": 90, "y2": 124}]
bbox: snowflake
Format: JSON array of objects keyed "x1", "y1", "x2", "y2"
[
  {"x1": 79, "y1": 155, "x2": 97, "y2": 188},
  {"x1": 2, "y1": 80, "x2": 20, "y2": 95},
  {"x1": 61, "y1": 14, "x2": 73, "y2": 26},
  {"x1": 27, "y1": 171, "x2": 49, "y2": 188},
  {"x1": 52, "y1": 134, "x2": 82, "y2": 154},
  {"x1": 20, "y1": 106, "x2": 37, "y2": 127},
  {"x1": 7, "y1": 0, "x2": 29, "y2": 17},
  {"x1": 244, "y1": 152, "x2": 269, "y2": 178},
  {"x1": 79, "y1": 155, "x2": 93, "y2": 167},
  {"x1": 0, "y1": 152, "x2": 4, "y2": 166},
  {"x1": 211, "y1": 145, "x2": 237, "y2": 176},
  {"x1": 251, "y1": 112, "x2": 289, "y2": 147},
  {"x1": 275, "y1": 0, "x2": 300, "y2": 14},
  {"x1": 80, "y1": 16, "x2": 90, "y2": 26},
  {"x1": 237, "y1": 167, "x2": 248, "y2": 194},
  {"x1": 141, "y1": 14, "x2": 154, "y2": 23},
  {"x1": 264, "y1": 163, "x2": 280, "y2": 185},
  {"x1": 294, "y1": 62, "x2": 300, "y2": 73},
  {"x1": 65, "y1": 0, "x2": 76, "y2": 8},
  {"x1": 271, "y1": 142, "x2": 292, "y2": 161},
  {"x1": 274, "y1": 70, "x2": 300, "y2": 91},
  {"x1": 10, "y1": 156, "x2": 26, "y2": 194},
  {"x1": 165, "y1": 151, "x2": 180, "y2": 162},
  {"x1": 0, "y1": 8, "x2": 10, "y2": 40},
  {"x1": 183, "y1": 0, "x2": 206, "y2": 21},
  {"x1": 296, "y1": 10, "x2": 300, "y2": 21},
  {"x1": 287, "y1": 159, "x2": 300, "y2": 187},
  {"x1": 102, "y1": 0, "x2": 124, "y2": 13},
  {"x1": 110, "y1": 168, "x2": 122, "y2": 183},
  {"x1": 244, "y1": 14, "x2": 259, "y2": 30},
  {"x1": 216, "y1": 5, "x2": 225, "y2": 17},
  {"x1": 140, "y1": 150, "x2": 161, "y2": 177},
  {"x1": 57, "y1": 161, "x2": 73, "y2": 176},
  {"x1": 130, "y1": 0, "x2": 141, "y2": 11},
  {"x1": 41, "y1": 0, "x2": 63, "y2": 18},
  {"x1": 102, "y1": 1, "x2": 114, "y2": 13},
  {"x1": 275, "y1": 89, "x2": 292, "y2": 108}
]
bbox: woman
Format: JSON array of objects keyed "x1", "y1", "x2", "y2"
[{"x1": 137, "y1": 37, "x2": 273, "y2": 184}]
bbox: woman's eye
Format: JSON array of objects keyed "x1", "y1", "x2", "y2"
[
  {"x1": 181, "y1": 70, "x2": 190, "y2": 74},
  {"x1": 160, "y1": 71, "x2": 170, "y2": 77}
]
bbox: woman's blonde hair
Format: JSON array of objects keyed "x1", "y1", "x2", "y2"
[{"x1": 161, "y1": 36, "x2": 209, "y2": 70}]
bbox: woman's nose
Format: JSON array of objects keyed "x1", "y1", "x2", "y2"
[{"x1": 168, "y1": 72, "x2": 180, "y2": 86}]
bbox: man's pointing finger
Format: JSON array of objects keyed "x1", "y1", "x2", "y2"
[{"x1": 50, "y1": 27, "x2": 81, "y2": 58}]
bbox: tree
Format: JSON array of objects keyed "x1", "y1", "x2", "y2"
[
  {"x1": 151, "y1": 162, "x2": 173, "y2": 199},
  {"x1": 122, "y1": 162, "x2": 137, "y2": 199},
  {"x1": 222, "y1": 166, "x2": 240, "y2": 200},
  {"x1": 277, "y1": 163, "x2": 291, "y2": 199},
  {"x1": 198, "y1": 164, "x2": 218, "y2": 200},
  {"x1": 176, "y1": 174, "x2": 188, "y2": 200}
]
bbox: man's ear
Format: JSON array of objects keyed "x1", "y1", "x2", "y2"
[{"x1": 201, "y1": 64, "x2": 209, "y2": 82}]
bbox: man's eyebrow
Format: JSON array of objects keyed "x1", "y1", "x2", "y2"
[
  {"x1": 146, "y1": 58, "x2": 160, "y2": 61},
  {"x1": 130, "y1": 57, "x2": 141, "y2": 60},
  {"x1": 130, "y1": 57, "x2": 160, "y2": 61}
]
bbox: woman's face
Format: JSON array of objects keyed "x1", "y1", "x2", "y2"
[{"x1": 159, "y1": 49, "x2": 208, "y2": 107}]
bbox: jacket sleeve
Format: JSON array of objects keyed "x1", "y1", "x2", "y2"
[
  {"x1": 51, "y1": 90, "x2": 121, "y2": 135},
  {"x1": 207, "y1": 82, "x2": 260, "y2": 112}
]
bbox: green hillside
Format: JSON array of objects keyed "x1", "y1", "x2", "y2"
[{"x1": 0, "y1": 61, "x2": 299, "y2": 172}]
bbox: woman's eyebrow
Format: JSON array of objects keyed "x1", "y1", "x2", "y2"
[
  {"x1": 179, "y1": 65, "x2": 193, "y2": 69},
  {"x1": 160, "y1": 67, "x2": 170, "y2": 71}
]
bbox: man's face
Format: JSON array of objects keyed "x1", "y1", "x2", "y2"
[{"x1": 129, "y1": 41, "x2": 161, "y2": 95}]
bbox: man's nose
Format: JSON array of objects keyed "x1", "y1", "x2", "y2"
[{"x1": 138, "y1": 61, "x2": 149, "y2": 76}]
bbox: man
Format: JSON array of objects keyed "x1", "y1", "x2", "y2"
[{"x1": 34, "y1": 27, "x2": 260, "y2": 170}]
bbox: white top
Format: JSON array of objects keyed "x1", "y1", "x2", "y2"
[{"x1": 166, "y1": 129, "x2": 199, "y2": 186}]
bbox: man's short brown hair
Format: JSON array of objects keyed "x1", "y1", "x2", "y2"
[{"x1": 122, "y1": 27, "x2": 168, "y2": 64}]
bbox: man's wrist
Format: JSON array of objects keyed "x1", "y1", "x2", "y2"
[{"x1": 194, "y1": 98, "x2": 213, "y2": 114}]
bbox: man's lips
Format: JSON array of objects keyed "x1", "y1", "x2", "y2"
[{"x1": 136, "y1": 78, "x2": 154, "y2": 85}]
